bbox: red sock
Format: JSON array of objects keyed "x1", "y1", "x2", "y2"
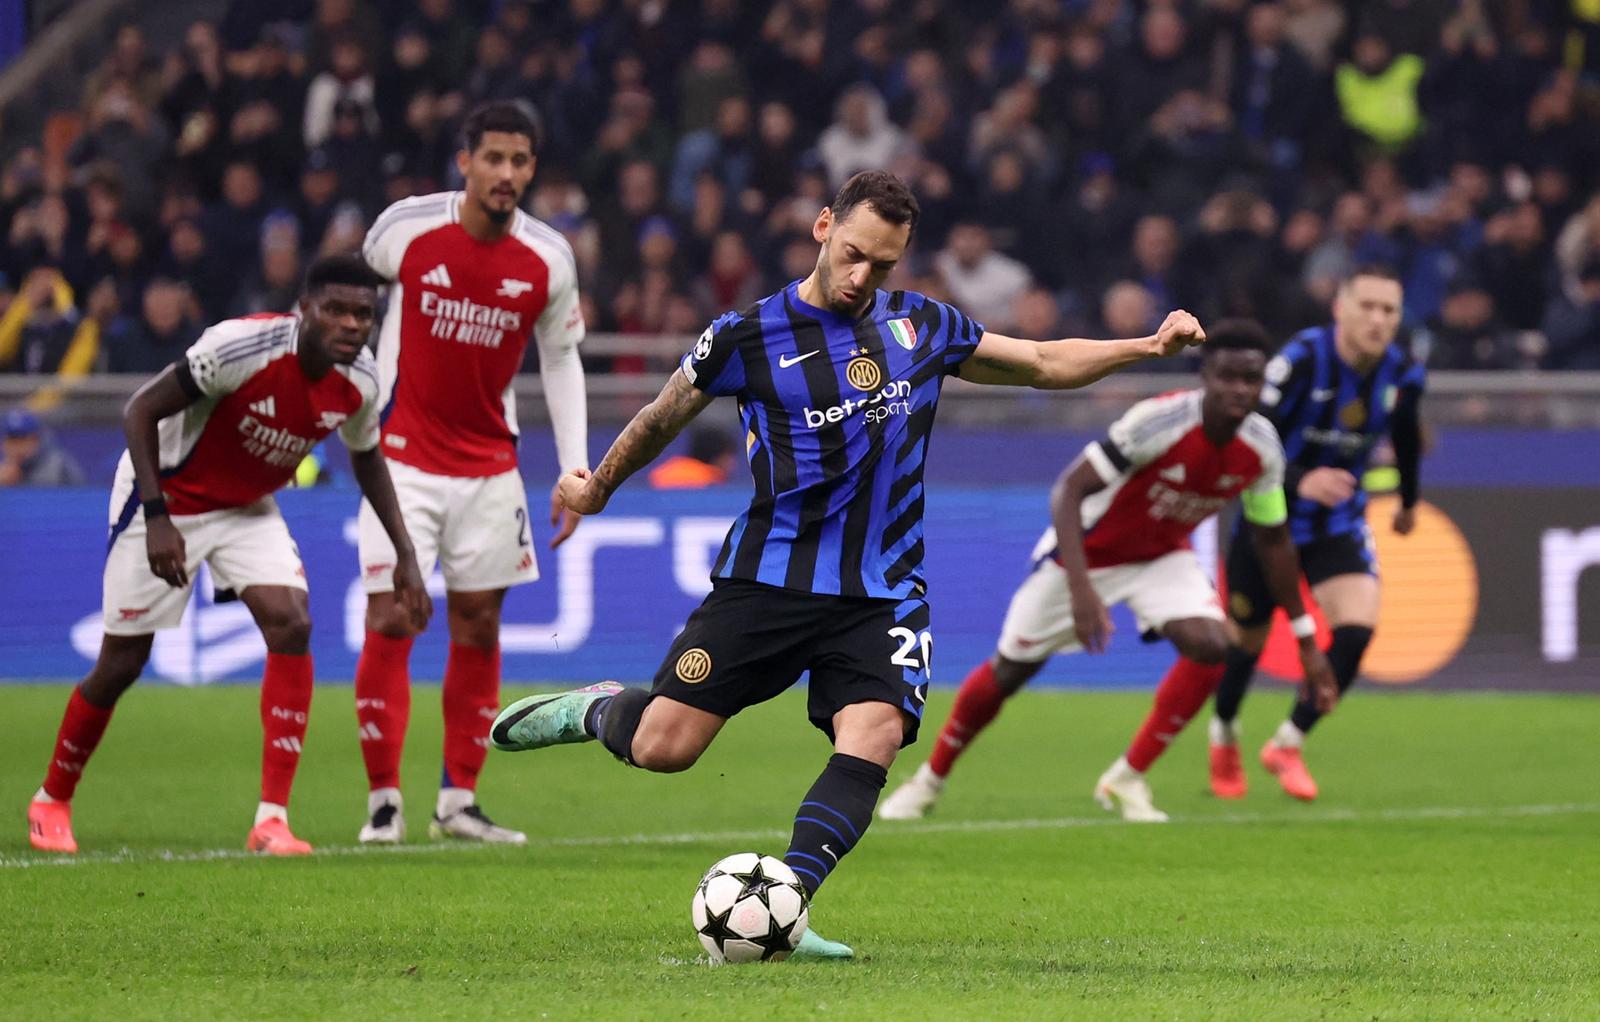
[
  {"x1": 1125, "y1": 657, "x2": 1226, "y2": 772},
  {"x1": 441, "y1": 643, "x2": 499, "y2": 790},
  {"x1": 260, "y1": 652, "x2": 314, "y2": 806},
  {"x1": 927, "y1": 661, "x2": 1011, "y2": 779},
  {"x1": 41, "y1": 686, "x2": 116, "y2": 802},
  {"x1": 355, "y1": 631, "x2": 413, "y2": 790}
]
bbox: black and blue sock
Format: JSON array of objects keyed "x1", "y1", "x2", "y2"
[
  {"x1": 784, "y1": 753, "x2": 887, "y2": 898},
  {"x1": 584, "y1": 688, "x2": 651, "y2": 765},
  {"x1": 1290, "y1": 625, "x2": 1373, "y2": 733}
]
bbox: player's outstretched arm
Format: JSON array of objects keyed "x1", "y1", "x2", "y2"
[
  {"x1": 1249, "y1": 518, "x2": 1337, "y2": 713},
  {"x1": 1051, "y1": 458, "x2": 1115, "y2": 653},
  {"x1": 350, "y1": 447, "x2": 432, "y2": 630},
  {"x1": 958, "y1": 310, "x2": 1206, "y2": 389},
  {"x1": 558, "y1": 368, "x2": 716, "y2": 516},
  {"x1": 123, "y1": 365, "x2": 202, "y2": 588},
  {"x1": 1389, "y1": 385, "x2": 1423, "y2": 536}
]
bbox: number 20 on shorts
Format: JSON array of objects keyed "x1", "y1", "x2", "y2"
[{"x1": 889, "y1": 626, "x2": 933, "y2": 679}]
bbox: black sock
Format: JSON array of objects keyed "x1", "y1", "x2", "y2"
[
  {"x1": 1290, "y1": 625, "x2": 1373, "y2": 733},
  {"x1": 1211, "y1": 646, "x2": 1261, "y2": 725},
  {"x1": 784, "y1": 753, "x2": 887, "y2": 898},
  {"x1": 586, "y1": 688, "x2": 650, "y2": 765}
]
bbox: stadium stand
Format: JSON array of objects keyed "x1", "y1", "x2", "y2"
[{"x1": 0, "y1": 0, "x2": 1597, "y2": 389}]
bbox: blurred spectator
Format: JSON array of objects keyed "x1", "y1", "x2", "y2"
[
  {"x1": 224, "y1": 24, "x2": 305, "y2": 192},
  {"x1": 158, "y1": 217, "x2": 232, "y2": 322},
  {"x1": 818, "y1": 84, "x2": 910, "y2": 190},
  {"x1": 676, "y1": 42, "x2": 747, "y2": 134},
  {"x1": 231, "y1": 215, "x2": 302, "y2": 316},
  {"x1": 303, "y1": 33, "x2": 378, "y2": 148},
  {"x1": 1011, "y1": 286, "x2": 1063, "y2": 341},
  {"x1": 0, "y1": 409, "x2": 84, "y2": 487},
  {"x1": 935, "y1": 223, "x2": 1032, "y2": 330},
  {"x1": 202, "y1": 160, "x2": 271, "y2": 279},
  {"x1": 670, "y1": 95, "x2": 755, "y2": 214},
  {"x1": 1555, "y1": 196, "x2": 1600, "y2": 306},
  {"x1": 105, "y1": 279, "x2": 202, "y2": 374},
  {"x1": 1229, "y1": 2, "x2": 1319, "y2": 170},
  {"x1": 69, "y1": 80, "x2": 169, "y2": 218},
  {"x1": 1113, "y1": 8, "x2": 1207, "y2": 139},
  {"x1": 648, "y1": 426, "x2": 737, "y2": 489},
  {"x1": 1100, "y1": 280, "x2": 1158, "y2": 339},
  {"x1": 693, "y1": 231, "x2": 763, "y2": 315},
  {"x1": 1423, "y1": 277, "x2": 1519, "y2": 370},
  {"x1": 83, "y1": 24, "x2": 163, "y2": 115},
  {"x1": 1541, "y1": 256, "x2": 1600, "y2": 370},
  {"x1": 0, "y1": 268, "x2": 105, "y2": 376},
  {"x1": 304, "y1": 0, "x2": 381, "y2": 76},
  {"x1": 1335, "y1": 31, "x2": 1425, "y2": 155},
  {"x1": 1473, "y1": 202, "x2": 1549, "y2": 330},
  {"x1": 1121, "y1": 214, "x2": 1182, "y2": 312}
]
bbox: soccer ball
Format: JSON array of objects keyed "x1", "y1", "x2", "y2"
[{"x1": 691, "y1": 852, "x2": 810, "y2": 963}]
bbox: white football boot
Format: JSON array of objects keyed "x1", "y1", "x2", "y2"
[
  {"x1": 429, "y1": 789, "x2": 527, "y2": 844},
  {"x1": 878, "y1": 762, "x2": 945, "y2": 820},
  {"x1": 359, "y1": 788, "x2": 406, "y2": 844},
  {"x1": 1093, "y1": 757, "x2": 1170, "y2": 823}
]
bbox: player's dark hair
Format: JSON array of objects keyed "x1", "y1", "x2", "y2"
[
  {"x1": 1203, "y1": 318, "x2": 1273, "y2": 358},
  {"x1": 1341, "y1": 263, "x2": 1403, "y2": 288},
  {"x1": 462, "y1": 100, "x2": 541, "y2": 155},
  {"x1": 830, "y1": 170, "x2": 919, "y2": 235},
  {"x1": 304, "y1": 254, "x2": 384, "y2": 293}
]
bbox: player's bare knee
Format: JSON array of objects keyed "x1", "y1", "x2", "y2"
[
  {"x1": 833, "y1": 706, "x2": 904, "y2": 767},
  {"x1": 257, "y1": 605, "x2": 312, "y2": 654},
  {"x1": 365, "y1": 593, "x2": 418, "y2": 638},
  {"x1": 446, "y1": 593, "x2": 504, "y2": 649},
  {"x1": 991, "y1": 654, "x2": 1042, "y2": 694},
  {"x1": 1170, "y1": 623, "x2": 1230, "y2": 665},
  {"x1": 82, "y1": 636, "x2": 151, "y2": 704}
]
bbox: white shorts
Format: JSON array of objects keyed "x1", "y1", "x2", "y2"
[
  {"x1": 997, "y1": 549, "x2": 1224, "y2": 663},
  {"x1": 358, "y1": 461, "x2": 537, "y2": 594},
  {"x1": 102, "y1": 472, "x2": 306, "y2": 636}
]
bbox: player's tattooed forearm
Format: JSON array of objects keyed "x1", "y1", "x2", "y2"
[{"x1": 593, "y1": 372, "x2": 710, "y2": 493}]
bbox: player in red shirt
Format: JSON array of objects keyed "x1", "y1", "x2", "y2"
[
  {"x1": 352, "y1": 101, "x2": 588, "y2": 844},
  {"x1": 26, "y1": 256, "x2": 430, "y2": 856},
  {"x1": 880, "y1": 321, "x2": 1336, "y2": 822}
]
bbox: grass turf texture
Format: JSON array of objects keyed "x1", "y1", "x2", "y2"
[{"x1": 2, "y1": 684, "x2": 1597, "y2": 1021}]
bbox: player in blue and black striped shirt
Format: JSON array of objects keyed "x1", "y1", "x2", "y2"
[
  {"x1": 492, "y1": 170, "x2": 1205, "y2": 957},
  {"x1": 1206, "y1": 265, "x2": 1425, "y2": 802}
]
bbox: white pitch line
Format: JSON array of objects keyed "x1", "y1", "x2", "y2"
[{"x1": 5, "y1": 801, "x2": 1597, "y2": 871}]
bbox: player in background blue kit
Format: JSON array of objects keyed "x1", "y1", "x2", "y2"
[
  {"x1": 490, "y1": 170, "x2": 1206, "y2": 957},
  {"x1": 1206, "y1": 265, "x2": 1425, "y2": 802}
]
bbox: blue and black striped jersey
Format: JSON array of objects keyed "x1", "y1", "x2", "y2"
[
  {"x1": 680, "y1": 281, "x2": 985, "y2": 600},
  {"x1": 1260, "y1": 325, "x2": 1426, "y2": 544}
]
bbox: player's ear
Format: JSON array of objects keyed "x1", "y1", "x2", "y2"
[
  {"x1": 812, "y1": 207, "x2": 832, "y2": 244},
  {"x1": 455, "y1": 147, "x2": 471, "y2": 179}
]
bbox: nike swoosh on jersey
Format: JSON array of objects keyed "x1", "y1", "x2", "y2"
[{"x1": 778, "y1": 350, "x2": 820, "y2": 368}]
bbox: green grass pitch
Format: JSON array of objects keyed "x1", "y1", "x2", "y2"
[{"x1": 3, "y1": 683, "x2": 1597, "y2": 1020}]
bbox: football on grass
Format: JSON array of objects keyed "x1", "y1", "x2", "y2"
[{"x1": 691, "y1": 852, "x2": 810, "y2": 963}]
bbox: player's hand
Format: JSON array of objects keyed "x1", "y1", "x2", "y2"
[
  {"x1": 1297, "y1": 467, "x2": 1358, "y2": 507},
  {"x1": 1071, "y1": 585, "x2": 1114, "y2": 654},
  {"x1": 392, "y1": 552, "x2": 432, "y2": 631},
  {"x1": 1392, "y1": 505, "x2": 1416, "y2": 536},
  {"x1": 145, "y1": 515, "x2": 189, "y2": 588},
  {"x1": 1152, "y1": 309, "x2": 1206, "y2": 357},
  {"x1": 549, "y1": 480, "x2": 582, "y2": 549},
  {"x1": 556, "y1": 467, "x2": 608, "y2": 516},
  {"x1": 1297, "y1": 641, "x2": 1338, "y2": 715}
]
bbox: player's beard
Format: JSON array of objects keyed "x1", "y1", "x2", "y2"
[{"x1": 482, "y1": 198, "x2": 515, "y2": 225}]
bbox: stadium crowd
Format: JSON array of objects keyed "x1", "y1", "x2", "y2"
[{"x1": 1, "y1": 0, "x2": 1599, "y2": 387}]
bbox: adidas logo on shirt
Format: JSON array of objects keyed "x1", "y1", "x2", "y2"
[
  {"x1": 249, "y1": 397, "x2": 276, "y2": 418},
  {"x1": 1158, "y1": 464, "x2": 1186, "y2": 484},
  {"x1": 421, "y1": 264, "x2": 454, "y2": 288}
]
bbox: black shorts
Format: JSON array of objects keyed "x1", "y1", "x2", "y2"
[
  {"x1": 650, "y1": 578, "x2": 932, "y2": 746},
  {"x1": 1226, "y1": 524, "x2": 1378, "y2": 628}
]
